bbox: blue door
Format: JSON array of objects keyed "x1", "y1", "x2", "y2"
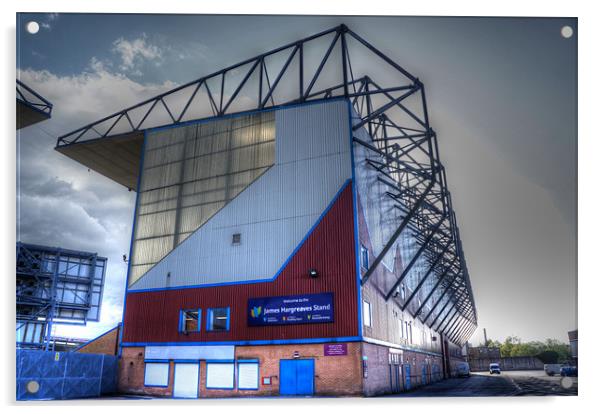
[
  {"x1": 279, "y1": 359, "x2": 315, "y2": 395},
  {"x1": 404, "y1": 364, "x2": 412, "y2": 390}
]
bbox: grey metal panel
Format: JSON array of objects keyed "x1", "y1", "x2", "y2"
[{"x1": 129, "y1": 100, "x2": 351, "y2": 290}]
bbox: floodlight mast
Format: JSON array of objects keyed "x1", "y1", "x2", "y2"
[
  {"x1": 16, "y1": 243, "x2": 107, "y2": 351},
  {"x1": 55, "y1": 24, "x2": 476, "y2": 342}
]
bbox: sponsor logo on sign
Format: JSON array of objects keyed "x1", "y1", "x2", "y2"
[{"x1": 247, "y1": 293, "x2": 334, "y2": 326}]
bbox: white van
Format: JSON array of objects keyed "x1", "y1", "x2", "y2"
[{"x1": 457, "y1": 362, "x2": 470, "y2": 377}]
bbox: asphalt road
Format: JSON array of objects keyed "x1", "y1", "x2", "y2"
[{"x1": 385, "y1": 370, "x2": 577, "y2": 397}]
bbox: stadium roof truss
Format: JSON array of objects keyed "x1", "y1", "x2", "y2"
[
  {"x1": 55, "y1": 24, "x2": 477, "y2": 344},
  {"x1": 16, "y1": 79, "x2": 53, "y2": 129}
]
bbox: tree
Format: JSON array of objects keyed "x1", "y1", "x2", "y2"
[
  {"x1": 488, "y1": 336, "x2": 570, "y2": 361},
  {"x1": 535, "y1": 350, "x2": 560, "y2": 364}
]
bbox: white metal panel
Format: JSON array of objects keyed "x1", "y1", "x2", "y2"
[
  {"x1": 173, "y1": 363, "x2": 199, "y2": 398},
  {"x1": 130, "y1": 100, "x2": 352, "y2": 290},
  {"x1": 238, "y1": 363, "x2": 259, "y2": 389},
  {"x1": 144, "y1": 362, "x2": 169, "y2": 387},
  {"x1": 206, "y1": 363, "x2": 234, "y2": 389},
  {"x1": 145, "y1": 345, "x2": 234, "y2": 360}
]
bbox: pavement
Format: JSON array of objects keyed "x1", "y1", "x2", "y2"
[{"x1": 384, "y1": 370, "x2": 577, "y2": 397}]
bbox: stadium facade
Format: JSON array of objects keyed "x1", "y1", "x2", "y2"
[{"x1": 56, "y1": 25, "x2": 477, "y2": 397}]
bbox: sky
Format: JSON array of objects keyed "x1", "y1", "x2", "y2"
[{"x1": 15, "y1": 13, "x2": 577, "y2": 344}]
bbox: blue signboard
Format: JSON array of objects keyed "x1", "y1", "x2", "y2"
[{"x1": 248, "y1": 293, "x2": 334, "y2": 326}]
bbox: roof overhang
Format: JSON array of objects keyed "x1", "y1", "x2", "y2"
[
  {"x1": 55, "y1": 131, "x2": 144, "y2": 190},
  {"x1": 17, "y1": 99, "x2": 51, "y2": 129}
]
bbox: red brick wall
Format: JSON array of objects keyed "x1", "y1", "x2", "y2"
[
  {"x1": 76, "y1": 326, "x2": 120, "y2": 355},
  {"x1": 118, "y1": 347, "x2": 174, "y2": 397},
  {"x1": 118, "y1": 342, "x2": 363, "y2": 398}
]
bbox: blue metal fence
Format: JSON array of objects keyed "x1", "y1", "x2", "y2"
[{"x1": 16, "y1": 350, "x2": 117, "y2": 400}]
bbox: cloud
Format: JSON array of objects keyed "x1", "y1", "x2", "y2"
[
  {"x1": 18, "y1": 62, "x2": 177, "y2": 127},
  {"x1": 39, "y1": 13, "x2": 59, "y2": 31},
  {"x1": 112, "y1": 34, "x2": 163, "y2": 71}
]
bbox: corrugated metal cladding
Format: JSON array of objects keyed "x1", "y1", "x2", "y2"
[
  {"x1": 128, "y1": 113, "x2": 276, "y2": 287},
  {"x1": 129, "y1": 100, "x2": 351, "y2": 291},
  {"x1": 122, "y1": 183, "x2": 358, "y2": 343}
]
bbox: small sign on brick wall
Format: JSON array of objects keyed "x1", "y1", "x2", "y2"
[{"x1": 324, "y1": 343, "x2": 347, "y2": 356}]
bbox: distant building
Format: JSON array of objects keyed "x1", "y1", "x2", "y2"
[
  {"x1": 56, "y1": 25, "x2": 477, "y2": 398},
  {"x1": 468, "y1": 346, "x2": 501, "y2": 360},
  {"x1": 568, "y1": 329, "x2": 578, "y2": 361}
]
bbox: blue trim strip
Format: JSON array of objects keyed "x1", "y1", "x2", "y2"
[
  {"x1": 72, "y1": 324, "x2": 119, "y2": 352},
  {"x1": 127, "y1": 178, "x2": 352, "y2": 293},
  {"x1": 237, "y1": 359, "x2": 259, "y2": 363},
  {"x1": 122, "y1": 336, "x2": 361, "y2": 347},
  {"x1": 144, "y1": 359, "x2": 169, "y2": 363},
  {"x1": 347, "y1": 100, "x2": 363, "y2": 337},
  {"x1": 118, "y1": 130, "x2": 147, "y2": 357}
]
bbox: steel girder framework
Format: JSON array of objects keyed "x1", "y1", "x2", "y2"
[
  {"x1": 16, "y1": 242, "x2": 107, "y2": 351},
  {"x1": 17, "y1": 79, "x2": 53, "y2": 130},
  {"x1": 55, "y1": 24, "x2": 477, "y2": 344},
  {"x1": 17, "y1": 79, "x2": 53, "y2": 116}
]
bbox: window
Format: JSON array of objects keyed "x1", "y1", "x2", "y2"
[
  {"x1": 398, "y1": 319, "x2": 404, "y2": 341},
  {"x1": 408, "y1": 321, "x2": 413, "y2": 344},
  {"x1": 360, "y1": 245, "x2": 369, "y2": 270},
  {"x1": 144, "y1": 362, "x2": 170, "y2": 387},
  {"x1": 363, "y1": 300, "x2": 372, "y2": 327},
  {"x1": 206, "y1": 362, "x2": 235, "y2": 389},
  {"x1": 232, "y1": 233, "x2": 241, "y2": 245},
  {"x1": 237, "y1": 360, "x2": 259, "y2": 390},
  {"x1": 207, "y1": 307, "x2": 230, "y2": 331},
  {"x1": 400, "y1": 283, "x2": 406, "y2": 301},
  {"x1": 179, "y1": 309, "x2": 200, "y2": 333}
]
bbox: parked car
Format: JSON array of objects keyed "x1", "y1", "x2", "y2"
[
  {"x1": 489, "y1": 363, "x2": 501, "y2": 374},
  {"x1": 544, "y1": 364, "x2": 563, "y2": 376},
  {"x1": 560, "y1": 366, "x2": 578, "y2": 377},
  {"x1": 457, "y1": 362, "x2": 470, "y2": 378}
]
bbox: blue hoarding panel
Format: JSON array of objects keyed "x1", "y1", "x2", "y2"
[
  {"x1": 16, "y1": 350, "x2": 118, "y2": 400},
  {"x1": 248, "y1": 293, "x2": 334, "y2": 326}
]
